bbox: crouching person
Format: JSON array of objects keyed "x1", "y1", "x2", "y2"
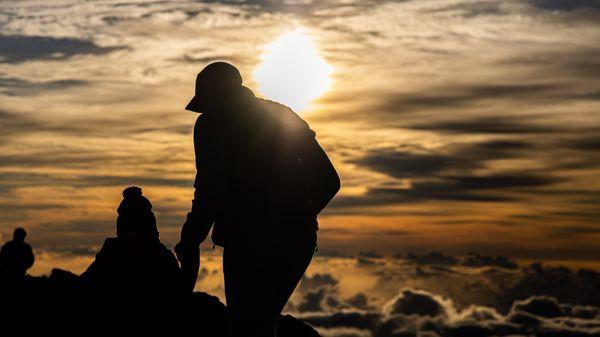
[{"x1": 82, "y1": 186, "x2": 184, "y2": 337}]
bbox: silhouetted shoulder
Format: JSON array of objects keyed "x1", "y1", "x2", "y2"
[
  {"x1": 157, "y1": 242, "x2": 179, "y2": 268},
  {"x1": 194, "y1": 113, "x2": 220, "y2": 139},
  {"x1": 256, "y1": 98, "x2": 315, "y2": 137},
  {"x1": 94, "y1": 238, "x2": 117, "y2": 258},
  {"x1": 101, "y1": 237, "x2": 118, "y2": 248}
]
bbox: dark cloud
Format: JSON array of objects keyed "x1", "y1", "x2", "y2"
[
  {"x1": 426, "y1": 1, "x2": 508, "y2": 18},
  {"x1": 459, "y1": 252, "x2": 518, "y2": 269},
  {"x1": 331, "y1": 184, "x2": 513, "y2": 209},
  {"x1": 40, "y1": 245, "x2": 99, "y2": 257},
  {"x1": 0, "y1": 202, "x2": 67, "y2": 211},
  {"x1": 442, "y1": 174, "x2": 561, "y2": 190},
  {"x1": 345, "y1": 293, "x2": 373, "y2": 311},
  {"x1": 298, "y1": 273, "x2": 339, "y2": 293},
  {"x1": 529, "y1": 0, "x2": 600, "y2": 11},
  {"x1": 295, "y1": 273, "x2": 343, "y2": 313},
  {"x1": 512, "y1": 295, "x2": 563, "y2": 318},
  {"x1": 358, "y1": 251, "x2": 384, "y2": 259},
  {"x1": 335, "y1": 137, "x2": 567, "y2": 210},
  {"x1": 351, "y1": 149, "x2": 473, "y2": 179},
  {"x1": 314, "y1": 249, "x2": 350, "y2": 258},
  {"x1": 333, "y1": 171, "x2": 558, "y2": 208},
  {"x1": 193, "y1": 0, "x2": 386, "y2": 16},
  {"x1": 0, "y1": 109, "x2": 190, "y2": 145},
  {"x1": 388, "y1": 83, "x2": 565, "y2": 113},
  {"x1": 0, "y1": 35, "x2": 126, "y2": 63},
  {"x1": 551, "y1": 225, "x2": 600, "y2": 236},
  {"x1": 384, "y1": 288, "x2": 445, "y2": 317},
  {"x1": 298, "y1": 288, "x2": 327, "y2": 312},
  {"x1": 0, "y1": 75, "x2": 87, "y2": 96},
  {"x1": 0, "y1": 171, "x2": 192, "y2": 192},
  {"x1": 175, "y1": 54, "x2": 237, "y2": 64},
  {"x1": 406, "y1": 116, "x2": 560, "y2": 135},
  {"x1": 0, "y1": 110, "x2": 39, "y2": 142},
  {"x1": 564, "y1": 136, "x2": 600, "y2": 152},
  {"x1": 350, "y1": 139, "x2": 540, "y2": 181},
  {"x1": 500, "y1": 48, "x2": 600, "y2": 80},
  {"x1": 499, "y1": 262, "x2": 600, "y2": 311},
  {"x1": 400, "y1": 251, "x2": 459, "y2": 266},
  {"x1": 356, "y1": 257, "x2": 383, "y2": 267}
]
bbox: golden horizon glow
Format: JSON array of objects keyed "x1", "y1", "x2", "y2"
[{"x1": 254, "y1": 28, "x2": 333, "y2": 113}]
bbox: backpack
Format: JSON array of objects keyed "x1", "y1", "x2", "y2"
[{"x1": 257, "y1": 100, "x2": 340, "y2": 220}]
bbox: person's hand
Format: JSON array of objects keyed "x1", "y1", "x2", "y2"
[{"x1": 175, "y1": 240, "x2": 200, "y2": 293}]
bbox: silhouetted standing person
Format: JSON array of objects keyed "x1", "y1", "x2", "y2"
[
  {"x1": 0, "y1": 228, "x2": 34, "y2": 282},
  {"x1": 176, "y1": 62, "x2": 340, "y2": 337}
]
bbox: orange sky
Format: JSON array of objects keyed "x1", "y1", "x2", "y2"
[{"x1": 0, "y1": 0, "x2": 599, "y2": 263}]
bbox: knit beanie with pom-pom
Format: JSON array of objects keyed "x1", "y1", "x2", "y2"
[{"x1": 116, "y1": 186, "x2": 158, "y2": 238}]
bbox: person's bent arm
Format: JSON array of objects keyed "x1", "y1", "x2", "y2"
[{"x1": 176, "y1": 115, "x2": 221, "y2": 291}]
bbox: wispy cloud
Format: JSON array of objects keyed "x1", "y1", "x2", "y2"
[{"x1": 0, "y1": 0, "x2": 598, "y2": 260}]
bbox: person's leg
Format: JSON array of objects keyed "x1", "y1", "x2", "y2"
[
  {"x1": 270, "y1": 232, "x2": 317, "y2": 326},
  {"x1": 223, "y1": 230, "x2": 316, "y2": 337},
  {"x1": 224, "y1": 245, "x2": 278, "y2": 337}
]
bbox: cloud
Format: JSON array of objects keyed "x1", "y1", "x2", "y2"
[
  {"x1": 501, "y1": 262, "x2": 600, "y2": 311},
  {"x1": 405, "y1": 116, "x2": 561, "y2": 135},
  {"x1": 0, "y1": 110, "x2": 39, "y2": 141},
  {"x1": 0, "y1": 75, "x2": 87, "y2": 96},
  {"x1": 298, "y1": 288, "x2": 328, "y2": 312},
  {"x1": 0, "y1": 0, "x2": 599, "y2": 260},
  {"x1": 314, "y1": 249, "x2": 350, "y2": 258},
  {"x1": 424, "y1": 1, "x2": 512, "y2": 18},
  {"x1": 0, "y1": 35, "x2": 125, "y2": 63},
  {"x1": 388, "y1": 83, "x2": 565, "y2": 113},
  {"x1": 356, "y1": 257, "x2": 384, "y2": 267},
  {"x1": 564, "y1": 135, "x2": 600, "y2": 152},
  {"x1": 383, "y1": 288, "x2": 448, "y2": 317},
  {"x1": 350, "y1": 150, "x2": 473, "y2": 179},
  {"x1": 358, "y1": 251, "x2": 384, "y2": 259},
  {"x1": 345, "y1": 293, "x2": 373, "y2": 311},
  {"x1": 512, "y1": 295, "x2": 563, "y2": 318},
  {"x1": 298, "y1": 273, "x2": 339, "y2": 292},
  {"x1": 295, "y1": 273, "x2": 346, "y2": 313},
  {"x1": 0, "y1": 171, "x2": 193, "y2": 189},
  {"x1": 334, "y1": 135, "x2": 568, "y2": 210},
  {"x1": 400, "y1": 252, "x2": 459, "y2": 266},
  {"x1": 333, "y1": 172, "x2": 559, "y2": 207},
  {"x1": 459, "y1": 252, "x2": 518, "y2": 269},
  {"x1": 302, "y1": 288, "x2": 600, "y2": 337},
  {"x1": 528, "y1": 0, "x2": 600, "y2": 11}
]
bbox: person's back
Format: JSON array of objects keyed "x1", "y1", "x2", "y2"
[
  {"x1": 0, "y1": 228, "x2": 34, "y2": 282},
  {"x1": 81, "y1": 187, "x2": 183, "y2": 337},
  {"x1": 193, "y1": 87, "x2": 340, "y2": 246},
  {"x1": 83, "y1": 234, "x2": 181, "y2": 303}
]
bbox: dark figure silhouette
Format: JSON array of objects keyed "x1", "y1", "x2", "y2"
[
  {"x1": 0, "y1": 227, "x2": 35, "y2": 282},
  {"x1": 81, "y1": 187, "x2": 183, "y2": 337},
  {"x1": 176, "y1": 62, "x2": 340, "y2": 337}
]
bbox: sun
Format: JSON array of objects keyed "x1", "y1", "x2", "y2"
[{"x1": 254, "y1": 28, "x2": 333, "y2": 113}]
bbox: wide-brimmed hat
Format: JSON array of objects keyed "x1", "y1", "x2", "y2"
[{"x1": 185, "y1": 62, "x2": 243, "y2": 113}]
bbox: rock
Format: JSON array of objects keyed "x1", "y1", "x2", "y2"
[{"x1": 0, "y1": 269, "x2": 321, "y2": 337}]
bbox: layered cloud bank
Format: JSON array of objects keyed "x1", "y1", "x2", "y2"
[
  {"x1": 302, "y1": 289, "x2": 600, "y2": 337},
  {"x1": 289, "y1": 252, "x2": 600, "y2": 336},
  {"x1": 28, "y1": 247, "x2": 600, "y2": 336}
]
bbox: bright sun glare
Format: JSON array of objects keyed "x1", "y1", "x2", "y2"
[{"x1": 254, "y1": 28, "x2": 333, "y2": 113}]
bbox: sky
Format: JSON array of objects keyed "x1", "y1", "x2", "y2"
[{"x1": 1, "y1": 0, "x2": 599, "y2": 265}]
